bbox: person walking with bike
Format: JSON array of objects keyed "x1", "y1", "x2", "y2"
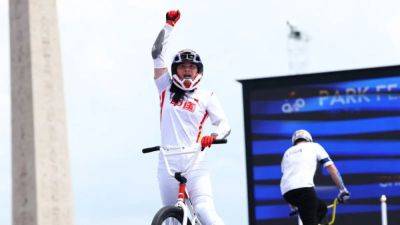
[
  {"x1": 150, "y1": 9, "x2": 231, "y2": 225},
  {"x1": 280, "y1": 129, "x2": 350, "y2": 225}
]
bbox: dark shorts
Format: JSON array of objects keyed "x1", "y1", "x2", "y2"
[{"x1": 283, "y1": 187, "x2": 328, "y2": 225}]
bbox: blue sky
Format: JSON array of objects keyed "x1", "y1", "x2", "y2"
[{"x1": 1, "y1": 0, "x2": 400, "y2": 225}]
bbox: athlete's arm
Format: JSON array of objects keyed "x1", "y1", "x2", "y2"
[
  {"x1": 316, "y1": 144, "x2": 350, "y2": 202},
  {"x1": 326, "y1": 164, "x2": 346, "y2": 191},
  {"x1": 317, "y1": 144, "x2": 340, "y2": 189},
  {"x1": 152, "y1": 10, "x2": 180, "y2": 79},
  {"x1": 207, "y1": 93, "x2": 231, "y2": 139},
  {"x1": 326, "y1": 164, "x2": 350, "y2": 202}
]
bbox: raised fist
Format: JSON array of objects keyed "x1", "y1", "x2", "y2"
[{"x1": 166, "y1": 10, "x2": 180, "y2": 26}]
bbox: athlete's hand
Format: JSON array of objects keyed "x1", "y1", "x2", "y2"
[
  {"x1": 201, "y1": 135, "x2": 216, "y2": 150},
  {"x1": 337, "y1": 189, "x2": 350, "y2": 203},
  {"x1": 166, "y1": 10, "x2": 180, "y2": 26}
]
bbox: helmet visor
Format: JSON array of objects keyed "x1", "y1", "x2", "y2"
[{"x1": 173, "y1": 51, "x2": 202, "y2": 64}]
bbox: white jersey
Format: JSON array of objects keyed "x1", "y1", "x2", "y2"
[
  {"x1": 155, "y1": 72, "x2": 230, "y2": 147},
  {"x1": 280, "y1": 142, "x2": 333, "y2": 195}
]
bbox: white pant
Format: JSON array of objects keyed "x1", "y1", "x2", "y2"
[{"x1": 157, "y1": 151, "x2": 225, "y2": 225}]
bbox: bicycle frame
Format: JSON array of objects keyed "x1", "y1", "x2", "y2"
[
  {"x1": 159, "y1": 145, "x2": 203, "y2": 225},
  {"x1": 292, "y1": 198, "x2": 339, "y2": 225},
  {"x1": 326, "y1": 198, "x2": 338, "y2": 225}
]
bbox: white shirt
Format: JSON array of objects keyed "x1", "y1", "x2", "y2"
[
  {"x1": 280, "y1": 142, "x2": 333, "y2": 195},
  {"x1": 155, "y1": 72, "x2": 230, "y2": 147}
]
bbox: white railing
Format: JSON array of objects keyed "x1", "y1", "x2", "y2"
[{"x1": 381, "y1": 195, "x2": 388, "y2": 225}]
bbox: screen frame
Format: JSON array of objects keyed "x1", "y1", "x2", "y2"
[{"x1": 239, "y1": 64, "x2": 400, "y2": 225}]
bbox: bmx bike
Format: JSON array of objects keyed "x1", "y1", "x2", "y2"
[{"x1": 142, "y1": 139, "x2": 227, "y2": 225}]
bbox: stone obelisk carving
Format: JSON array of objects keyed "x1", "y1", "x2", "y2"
[{"x1": 9, "y1": 0, "x2": 74, "y2": 225}]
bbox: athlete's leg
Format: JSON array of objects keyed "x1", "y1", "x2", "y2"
[
  {"x1": 298, "y1": 198, "x2": 318, "y2": 225},
  {"x1": 158, "y1": 167, "x2": 179, "y2": 205},
  {"x1": 316, "y1": 198, "x2": 328, "y2": 223},
  {"x1": 158, "y1": 154, "x2": 180, "y2": 206},
  {"x1": 283, "y1": 187, "x2": 319, "y2": 225},
  {"x1": 187, "y1": 164, "x2": 225, "y2": 225},
  {"x1": 157, "y1": 157, "x2": 180, "y2": 225}
]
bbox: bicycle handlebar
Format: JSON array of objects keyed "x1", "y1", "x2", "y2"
[
  {"x1": 213, "y1": 139, "x2": 227, "y2": 144},
  {"x1": 142, "y1": 146, "x2": 160, "y2": 154},
  {"x1": 142, "y1": 139, "x2": 228, "y2": 154}
]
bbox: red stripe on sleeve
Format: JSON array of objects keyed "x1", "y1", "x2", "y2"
[
  {"x1": 160, "y1": 90, "x2": 166, "y2": 120},
  {"x1": 196, "y1": 111, "x2": 209, "y2": 143}
]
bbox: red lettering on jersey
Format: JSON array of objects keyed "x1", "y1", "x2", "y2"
[
  {"x1": 183, "y1": 101, "x2": 195, "y2": 112},
  {"x1": 170, "y1": 99, "x2": 196, "y2": 112}
]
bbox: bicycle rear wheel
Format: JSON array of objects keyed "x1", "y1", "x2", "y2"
[{"x1": 151, "y1": 206, "x2": 192, "y2": 225}]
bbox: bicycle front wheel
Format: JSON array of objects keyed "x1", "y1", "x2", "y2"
[{"x1": 151, "y1": 206, "x2": 192, "y2": 225}]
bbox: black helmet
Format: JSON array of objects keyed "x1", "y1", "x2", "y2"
[{"x1": 171, "y1": 49, "x2": 203, "y2": 75}]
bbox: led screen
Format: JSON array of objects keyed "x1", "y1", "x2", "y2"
[{"x1": 241, "y1": 66, "x2": 400, "y2": 225}]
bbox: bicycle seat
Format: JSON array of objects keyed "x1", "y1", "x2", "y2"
[{"x1": 174, "y1": 172, "x2": 187, "y2": 184}]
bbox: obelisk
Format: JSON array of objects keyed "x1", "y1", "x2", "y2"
[{"x1": 9, "y1": 0, "x2": 74, "y2": 225}]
